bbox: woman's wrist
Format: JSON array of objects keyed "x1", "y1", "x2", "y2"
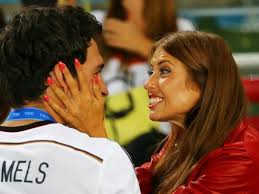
[
  {"x1": 91, "y1": 128, "x2": 107, "y2": 138},
  {"x1": 78, "y1": 123, "x2": 107, "y2": 138},
  {"x1": 137, "y1": 38, "x2": 153, "y2": 58}
]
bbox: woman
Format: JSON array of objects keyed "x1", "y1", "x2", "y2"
[{"x1": 45, "y1": 31, "x2": 259, "y2": 193}]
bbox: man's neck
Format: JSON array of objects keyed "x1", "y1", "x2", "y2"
[
  {"x1": 1, "y1": 101, "x2": 48, "y2": 127},
  {"x1": 24, "y1": 101, "x2": 46, "y2": 110}
]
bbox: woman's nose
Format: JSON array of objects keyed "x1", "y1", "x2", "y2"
[{"x1": 144, "y1": 74, "x2": 157, "y2": 91}]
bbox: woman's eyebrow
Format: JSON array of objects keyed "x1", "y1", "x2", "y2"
[{"x1": 157, "y1": 60, "x2": 174, "y2": 66}]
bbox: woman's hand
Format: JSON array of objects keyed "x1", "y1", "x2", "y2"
[
  {"x1": 43, "y1": 59, "x2": 107, "y2": 138},
  {"x1": 103, "y1": 18, "x2": 153, "y2": 58}
]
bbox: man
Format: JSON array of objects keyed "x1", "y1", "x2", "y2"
[{"x1": 0, "y1": 6, "x2": 140, "y2": 194}]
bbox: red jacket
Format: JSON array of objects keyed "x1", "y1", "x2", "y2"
[{"x1": 136, "y1": 121, "x2": 259, "y2": 194}]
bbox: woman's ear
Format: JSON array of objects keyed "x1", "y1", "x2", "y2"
[{"x1": 187, "y1": 78, "x2": 201, "y2": 95}]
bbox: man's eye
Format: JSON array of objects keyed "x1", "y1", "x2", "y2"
[
  {"x1": 96, "y1": 64, "x2": 104, "y2": 74},
  {"x1": 96, "y1": 69, "x2": 103, "y2": 74}
]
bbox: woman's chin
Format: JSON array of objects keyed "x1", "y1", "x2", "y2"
[
  {"x1": 149, "y1": 113, "x2": 162, "y2": 121},
  {"x1": 149, "y1": 112, "x2": 173, "y2": 122}
]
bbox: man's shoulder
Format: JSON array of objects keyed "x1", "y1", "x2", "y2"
[{"x1": 38, "y1": 123, "x2": 126, "y2": 161}]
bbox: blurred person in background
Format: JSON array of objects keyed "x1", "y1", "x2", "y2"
[
  {"x1": 92, "y1": 0, "x2": 195, "y2": 94},
  {"x1": 91, "y1": 0, "x2": 195, "y2": 166},
  {"x1": 45, "y1": 31, "x2": 259, "y2": 194}
]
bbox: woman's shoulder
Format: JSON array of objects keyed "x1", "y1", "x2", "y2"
[
  {"x1": 189, "y1": 122, "x2": 259, "y2": 178},
  {"x1": 208, "y1": 122, "x2": 259, "y2": 163},
  {"x1": 243, "y1": 124, "x2": 259, "y2": 165},
  {"x1": 223, "y1": 121, "x2": 259, "y2": 159},
  {"x1": 184, "y1": 124, "x2": 259, "y2": 193}
]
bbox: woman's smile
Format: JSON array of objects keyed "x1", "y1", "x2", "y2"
[{"x1": 148, "y1": 94, "x2": 163, "y2": 109}]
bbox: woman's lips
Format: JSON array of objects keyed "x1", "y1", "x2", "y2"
[{"x1": 148, "y1": 96, "x2": 163, "y2": 109}]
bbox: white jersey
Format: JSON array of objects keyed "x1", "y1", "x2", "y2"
[{"x1": 0, "y1": 122, "x2": 141, "y2": 194}]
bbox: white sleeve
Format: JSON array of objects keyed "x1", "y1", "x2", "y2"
[
  {"x1": 177, "y1": 17, "x2": 196, "y2": 31},
  {"x1": 97, "y1": 143, "x2": 141, "y2": 194},
  {"x1": 128, "y1": 63, "x2": 149, "y2": 87},
  {"x1": 91, "y1": 10, "x2": 106, "y2": 24}
]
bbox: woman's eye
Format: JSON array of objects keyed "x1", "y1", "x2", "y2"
[
  {"x1": 160, "y1": 68, "x2": 171, "y2": 76},
  {"x1": 147, "y1": 70, "x2": 153, "y2": 76}
]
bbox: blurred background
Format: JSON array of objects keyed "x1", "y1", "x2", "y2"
[
  {"x1": 1, "y1": 0, "x2": 258, "y2": 75},
  {"x1": 1, "y1": 0, "x2": 258, "y2": 166}
]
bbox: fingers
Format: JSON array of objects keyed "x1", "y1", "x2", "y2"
[
  {"x1": 74, "y1": 58, "x2": 87, "y2": 92},
  {"x1": 104, "y1": 18, "x2": 123, "y2": 28},
  {"x1": 43, "y1": 99, "x2": 64, "y2": 124},
  {"x1": 47, "y1": 77, "x2": 74, "y2": 113},
  {"x1": 103, "y1": 31, "x2": 117, "y2": 41},
  {"x1": 103, "y1": 33, "x2": 123, "y2": 48},
  {"x1": 45, "y1": 87, "x2": 66, "y2": 109},
  {"x1": 58, "y1": 61, "x2": 79, "y2": 98},
  {"x1": 53, "y1": 64, "x2": 68, "y2": 93},
  {"x1": 92, "y1": 75, "x2": 103, "y2": 100},
  {"x1": 43, "y1": 95, "x2": 74, "y2": 125},
  {"x1": 103, "y1": 19, "x2": 125, "y2": 33}
]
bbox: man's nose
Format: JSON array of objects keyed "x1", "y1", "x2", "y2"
[{"x1": 100, "y1": 78, "x2": 109, "y2": 96}]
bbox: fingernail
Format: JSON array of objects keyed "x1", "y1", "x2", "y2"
[
  {"x1": 58, "y1": 61, "x2": 66, "y2": 71},
  {"x1": 43, "y1": 95, "x2": 49, "y2": 101},
  {"x1": 47, "y1": 77, "x2": 53, "y2": 85},
  {"x1": 74, "y1": 58, "x2": 81, "y2": 68}
]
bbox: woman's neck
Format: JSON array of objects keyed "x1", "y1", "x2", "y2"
[{"x1": 170, "y1": 121, "x2": 185, "y2": 145}]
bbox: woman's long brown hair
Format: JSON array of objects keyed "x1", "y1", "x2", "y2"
[
  {"x1": 152, "y1": 31, "x2": 247, "y2": 194},
  {"x1": 103, "y1": 0, "x2": 177, "y2": 60}
]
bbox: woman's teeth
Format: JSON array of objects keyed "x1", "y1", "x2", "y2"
[{"x1": 150, "y1": 97, "x2": 162, "y2": 105}]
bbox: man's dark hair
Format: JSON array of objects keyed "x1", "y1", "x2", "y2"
[{"x1": 0, "y1": 6, "x2": 102, "y2": 107}]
